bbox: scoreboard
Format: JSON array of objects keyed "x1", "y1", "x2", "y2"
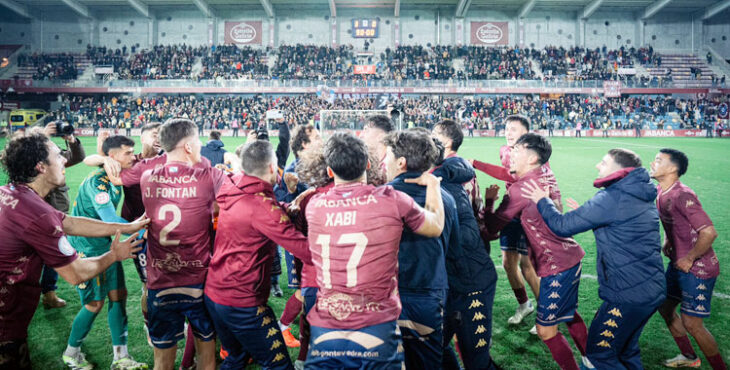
[{"x1": 351, "y1": 18, "x2": 379, "y2": 38}]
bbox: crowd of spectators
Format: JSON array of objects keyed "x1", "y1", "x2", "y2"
[
  {"x1": 47, "y1": 93, "x2": 725, "y2": 132},
  {"x1": 17, "y1": 53, "x2": 79, "y2": 81},
  {"x1": 270, "y1": 44, "x2": 355, "y2": 80},
  {"x1": 14, "y1": 43, "x2": 691, "y2": 83}
]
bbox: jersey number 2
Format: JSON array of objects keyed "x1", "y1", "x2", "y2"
[
  {"x1": 158, "y1": 204, "x2": 182, "y2": 246},
  {"x1": 316, "y1": 233, "x2": 368, "y2": 289}
]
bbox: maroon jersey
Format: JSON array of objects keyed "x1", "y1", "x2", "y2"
[
  {"x1": 0, "y1": 184, "x2": 78, "y2": 341},
  {"x1": 305, "y1": 183, "x2": 426, "y2": 329},
  {"x1": 121, "y1": 153, "x2": 149, "y2": 221},
  {"x1": 292, "y1": 182, "x2": 335, "y2": 288},
  {"x1": 657, "y1": 181, "x2": 720, "y2": 278},
  {"x1": 140, "y1": 162, "x2": 227, "y2": 289},
  {"x1": 485, "y1": 167, "x2": 584, "y2": 277},
  {"x1": 121, "y1": 153, "x2": 211, "y2": 188}
]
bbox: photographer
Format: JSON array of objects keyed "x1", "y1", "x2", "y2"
[
  {"x1": 38, "y1": 121, "x2": 86, "y2": 309},
  {"x1": 0, "y1": 133, "x2": 147, "y2": 369}
]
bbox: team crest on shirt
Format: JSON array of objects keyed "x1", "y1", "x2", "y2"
[
  {"x1": 95, "y1": 192, "x2": 110, "y2": 205},
  {"x1": 58, "y1": 236, "x2": 75, "y2": 256},
  {"x1": 151, "y1": 253, "x2": 204, "y2": 272},
  {"x1": 170, "y1": 166, "x2": 178, "y2": 173},
  {"x1": 319, "y1": 293, "x2": 360, "y2": 321}
]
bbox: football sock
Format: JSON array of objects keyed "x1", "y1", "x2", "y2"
[
  {"x1": 543, "y1": 333, "x2": 579, "y2": 370},
  {"x1": 278, "y1": 320, "x2": 289, "y2": 331},
  {"x1": 112, "y1": 345, "x2": 129, "y2": 361},
  {"x1": 180, "y1": 324, "x2": 196, "y2": 368},
  {"x1": 280, "y1": 295, "x2": 303, "y2": 327},
  {"x1": 63, "y1": 345, "x2": 80, "y2": 358},
  {"x1": 672, "y1": 335, "x2": 697, "y2": 359},
  {"x1": 68, "y1": 307, "x2": 99, "y2": 347},
  {"x1": 707, "y1": 354, "x2": 727, "y2": 370},
  {"x1": 566, "y1": 313, "x2": 588, "y2": 356},
  {"x1": 513, "y1": 288, "x2": 529, "y2": 305},
  {"x1": 297, "y1": 315, "x2": 309, "y2": 361},
  {"x1": 108, "y1": 301, "x2": 128, "y2": 346}
]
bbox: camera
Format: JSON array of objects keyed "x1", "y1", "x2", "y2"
[
  {"x1": 53, "y1": 120, "x2": 74, "y2": 137},
  {"x1": 255, "y1": 124, "x2": 269, "y2": 141}
]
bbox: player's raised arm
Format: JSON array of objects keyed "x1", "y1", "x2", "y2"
[
  {"x1": 55, "y1": 231, "x2": 144, "y2": 286},
  {"x1": 404, "y1": 171, "x2": 444, "y2": 237},
  {"x1": 63, "y1": 214, "x2": 149, "y2": 237}
]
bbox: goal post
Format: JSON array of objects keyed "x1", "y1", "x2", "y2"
[{"x1": 318, "y1": 109, "x2": 403, "y2": 133}]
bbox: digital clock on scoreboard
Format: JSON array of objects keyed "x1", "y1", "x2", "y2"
[{"x1": 351, "y1": 18, "x2": 379, "y2": 38}]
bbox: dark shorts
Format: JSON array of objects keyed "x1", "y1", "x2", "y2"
[
  {"x1": 536, "y1": 263, "x2": 581, "y2": 326},
  {"x1": 283, "y1": 250, "x2": 302, "y2": 289},
  {"x1": 0, "y1": 339, "x2": 31, "y2": 370},
  {"x1": 443, "y1": 286, "x2": 497, "y2": 370},
  {"x1": 301, "y1": 287, "x2": 318, "y2": 316},
  {"x1": 587, "y1": 300, "x2": 658, "y2": 369},
  {"x1": 307, "y1": 320, "x2": 403, "y2": 369},
  {"x1": 147, "y1": 284, "x2": 215, "y2": 349},
  {"x1": 666, "y1": 265, "x2": 716, "y2": 318},
  {"x1": 399, "y1": 290, "x2": 446, "y2": 370},
  {"x1": 204, "y1": 297, "x2": 293, "y2": 370},
  {"x1": 500, "y1": 218, "x2": 529, "y2": 255}
]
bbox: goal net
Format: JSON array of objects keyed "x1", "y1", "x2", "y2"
[{"x1": 318, "y1": 110, "x2": 403, "y2": 133}]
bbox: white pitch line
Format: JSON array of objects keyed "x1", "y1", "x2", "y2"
[
  {"x1": 578, "y1": 138, "x2": 664, "y2": 149},
  {"x1": 493, "y1": 265, "x2": 729, "y2": 300}
]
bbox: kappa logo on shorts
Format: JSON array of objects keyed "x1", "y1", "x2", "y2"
[
  {"x1": 468, "y1": 299, "x2": 484, "y2": 309},
  {"x1": 600, "y1": 330, "x2": 615, "y2": 338},
  {"x1": 696, "y1": 305, "x2": 706, "y2": 312},
  {"x1": 547, "y1": 303, "x2": 558, "y2": 310},
  {"x1": 549, "y1": 280, "x2": 561, "y2": 288},
  {"x1": 475, "y1": 325, "x2": 487, "y2": 334},
  {"x1": 472, "y1": 312, "x2": 486, "y2": 321},
  {"x1": 697, "y1": 294, "x2": 707, "y2": 301},
  {"x1": 548, "y1": 292, "x2": 560, "y2": 299},
  {"x1": 266, "y1": 327, "x2": 279, "y2": 338},
  {"x1": 597, "y1": 340, "x2": 611, "y2": 348},
  {"x1": 608, "y1": 308, "x2": 622, "y2": 317},
  {"x1": 261, "y1": 316, "x2": 273, "y2": 326},
  {"x1": 603, "y1": 319, "x2": 618, "y2": 328},
  {"x1": 476, "y1": 339, "x2": 488, "y2": 348},
  {"x1": 546, "y1": 314, "x2": 557, "y2": 321},
  {"x1": 270, "y1": 340, "x2": 283, "y2": 350},
  {"x1": 697, "y1": 284, "x2": 707, "y2": 290}
]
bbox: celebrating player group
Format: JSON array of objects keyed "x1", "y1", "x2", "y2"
[{"x1": 0, "y1": 114, "x2": 725, "y2": 370}]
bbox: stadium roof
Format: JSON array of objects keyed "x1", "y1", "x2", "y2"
[{"x1": 3, "y1": 0, "x2": 729, "y2": 21}]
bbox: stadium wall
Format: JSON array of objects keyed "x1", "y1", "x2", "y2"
[{"x1": 0, "y1": 6, "x2": 720, "y2": 55}]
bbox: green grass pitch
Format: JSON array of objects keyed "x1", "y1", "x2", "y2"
[{"x1": 1, "y1": 135, "x2": 727, "y2": 369}]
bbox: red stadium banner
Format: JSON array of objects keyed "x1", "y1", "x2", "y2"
[
  {"x1": 470, "y1": 22, "x2": 509, "y2": 46},
  {"x1": 603, "y1": 81, "x2": 621, "y2": 97},
  {"x1": 353, "y1": 65, "x2": 376, "y2": 74},
  {"x1": 224, "y1": 21, "x2": 262, "y2": 45}
]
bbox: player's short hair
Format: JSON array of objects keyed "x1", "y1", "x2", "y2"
[
  {"x1": 660, "y1": 148, "x2": 689, "y2": 177},
  {"x1": 505, "y1": 115, "x2": 531, "y2": 131},
  {"x1": 324, "y1": 132, "x2": 369, "y2": 181},
  {"x1": 383, "y1": 130, "x2": 439, "y2": 173},
  {"x1": 434, "y1": 119, "x2": 464, "y2": 152},
  {"x1": 209, "y1": 130, "x2": 221, "y2": 141},
  {"x1": 608, "y1": 148, "x2": 642, "y2": 168},
  {"x1": 411, "y1": 127, "x2": 445, "y2": 166},
  {"x1": 240, "y1": 140, "x2": 276, "y2": 177},
  {"x1": 102, "y1": 135, "x2": 135, "y2": 156},
  {"x1": 290, "y1": 125, "x2": 315, "y2": 158},
  {"x1": 365, "y1": 115, "x2": 394, "y2": 133},
  {"x1": 159, "y1": 118, "x2": 196, "y2": 153},
  {"x1": 141, "y1": 122, "x2": 162, "y2": 134},
  {"x1": 1, "y1": 133, "x2": 50, "y2": 184},
  {"x1": 515, "y1": 133, "x2": 551, "y2": 165}
]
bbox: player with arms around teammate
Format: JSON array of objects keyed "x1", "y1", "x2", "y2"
[
  {"x1": 471, "y1": 115, "x2": 553, "y2": 332},
  {"x1": 522, "y1": 148, "x2": 666, "y2": 370},
  {"x1": 481, "y1": 134, "x2": 589, "y2": 370},
  {"x1": 63, "y1": 135, "x2": 149, "y2": 370},
  {"x1": 305, "y1": 132, "x2": 445, "y2": 369},
  {"x1": 651, "y1": 149, "x2": 727, "y2": 370},
  {"x1": 383, "y1": 129, "x2": 459, "y2": 369},
  {"x1": 0, "y1": 133, "x2": 147, "y2": 369},
  {"x1": 204, "y1": 140, "x2": 313, "y2": 370},
  {"x1": 431, "y1": 119, "x2": 499, "y2": 370},
  {"x1": 140, "y1": 119, "x2": 229, "y2": 370}
]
